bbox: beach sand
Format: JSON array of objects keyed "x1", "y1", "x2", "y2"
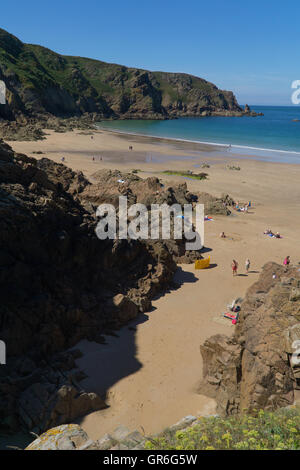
[{"x1": 11, "y1": 129, "x2": 300, "y2": 439}]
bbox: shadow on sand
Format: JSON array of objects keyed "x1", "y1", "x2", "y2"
[
  {"x1": 75, "y1": 265, "x2": 198, "y2": 413},
  {"x1": 75, "y1": 313, "x2": 148, "y2": 403}
]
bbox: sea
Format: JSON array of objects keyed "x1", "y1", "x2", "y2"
[{"x1": 97, "y1": 106, "x2": 300, "y2": 164}]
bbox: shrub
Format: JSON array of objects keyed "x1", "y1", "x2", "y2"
[{"x1": 144, "y1": 407, "x2": 300, "y2": 450}]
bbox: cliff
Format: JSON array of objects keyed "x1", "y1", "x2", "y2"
[
  {"x1": 0, "y1": 139, "x2": 215, "y2": 434},
  {"x1": 199, "y1": 262, "x2": 300, "y2": 416},
  {"x1": 0, "y1": 28, "x2": 254, "y2": 123}
]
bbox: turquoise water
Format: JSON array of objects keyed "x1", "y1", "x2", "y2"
[{"x1": 98, "y1": 106, "x2": 300, "y2": 162}]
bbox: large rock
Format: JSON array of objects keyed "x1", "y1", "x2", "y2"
[
  {"x1": 25, "y1": 424, "x2": 92, "y2": 450},
  {"x1": 199, "y1": 262, "x2": 300, "y2": 415},
  {"x1": 19, "y1": 384, "x2": 105, "y2": 432}
]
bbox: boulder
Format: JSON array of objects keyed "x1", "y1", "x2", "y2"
[
  {"x1": 18, "y1": 383, "x2": 105, "y2": 432},
  {"x1": 25, "y1": 424, "x2": 90, "y2": 450}
]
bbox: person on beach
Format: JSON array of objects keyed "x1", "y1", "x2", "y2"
[
  {"x1": 220, "y1": 231, "x2": 226, "y2": 238},
  {"x1": 232, "y1": 259, "x2": 238, "y2": 276},
  {"x1": 283, "y1": 256, "x2": 290, "y2": 267},
  {"x1": 245, "y1": 258, "x2": 250, "y2": 273}
]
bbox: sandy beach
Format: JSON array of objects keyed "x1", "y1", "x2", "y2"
[{"x1": 11, "y1": 128, "x2": 300, "y2": 439}]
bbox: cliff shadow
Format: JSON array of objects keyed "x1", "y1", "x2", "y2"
[
  {"x1": 173, "y1": 266, "x2": 199, "y2": 286},
  {"x1": 74, "y1": 313, "x2": 148, "y2": 403},
  {"x1": 74, "y1": 266, "x2": 199, "y2": 409}
]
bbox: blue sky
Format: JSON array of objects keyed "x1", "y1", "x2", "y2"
[{"x1": 1, "y1": 0, "x2": 299, "y2": 105}]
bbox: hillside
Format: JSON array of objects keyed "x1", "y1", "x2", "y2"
[{"x1": 0, "y1": 28, "x2": 250, "y2": 121}]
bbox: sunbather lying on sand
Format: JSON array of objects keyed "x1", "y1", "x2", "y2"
[{"x1": 264, "y1": 229, "x2": 282, "y2": 238}]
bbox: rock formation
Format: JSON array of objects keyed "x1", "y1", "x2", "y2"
[
  {"x1": 0, "y1": 140, "x2": 207, "y2": 434},
  {"x1": 25, "y1": 415, "x2": 200, "y2": 450},
  {"x1": 196, "y1": 192, "x2": 235, "y2": 215},
  {"x1": 199, "y1": 262, "x2": 300, "y2": 415}
]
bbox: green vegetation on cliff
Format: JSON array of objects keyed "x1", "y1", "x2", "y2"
[
  {"x1": 145, "y1": 407, "x2": 300, "y2": 450},
  {"x1": 0, "y1": 28, "x2": 244, "y2": 120}
]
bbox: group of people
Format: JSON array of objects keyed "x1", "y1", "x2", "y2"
[
  {"x1": 231, "y1": 256, "x2": 290, "y2": 277},
  {"x1": 231, "y1": 258, "x2": 251, "y2": 276},
  {"x1": 234, "y1": 201, "x2": 251, "y2": 213}
]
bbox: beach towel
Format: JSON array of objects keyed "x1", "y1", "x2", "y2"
[
  {"x1": 195, "y1": 256, "x2": 210, "y2": 269},
  {"x1": 204, "y1": 216, "x2": 214, "y2": 221},
  {"x1": 223, "y1": 311, "x2": 239, "y2": 323}
]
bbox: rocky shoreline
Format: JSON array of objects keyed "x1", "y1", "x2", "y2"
[{"x1": 0, "y1": 102, "x2": 263, "y2": 142}]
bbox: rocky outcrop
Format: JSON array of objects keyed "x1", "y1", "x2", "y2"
[
  {"x1": 25, "y1": 423, "x2": 147, "y2": 450},
  {"x1": 0, "y1": 140, "x2": 204, "y2": 434},
  {"x1": 82, "y1": 169, "x2": 202, "y2": 263},
  {"x1": 25, "y1": 424, "x2": 94, "y2": 450},
  {"x1": 25, "y1": 415, "x2": 201, "y2": 450},
  {"x1": 0, "y1": 27, "x2": 262, "y2": 131},
  {"x1": 199, "y1": 262, "x2": 300, "y2": 415},
  {"x1": 197, "y1": 192, "x2": 235, "y2": 216}
]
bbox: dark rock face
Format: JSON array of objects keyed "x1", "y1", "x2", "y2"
[
  {"x1": 0, "y1": 27, "x2": 260, "y2": 127},
  {"x1": 196, "y1": 192, "x2": 235, "y2": 216},
  {"x1": 199, "y1": 262, "x2": 300, "y2": 415},
  {"x1": 0, "y1": 140, "x2": 205, "y2": 433}
]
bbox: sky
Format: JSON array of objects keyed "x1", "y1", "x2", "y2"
[{"x1": 1, "y1": 0, "x2": 300, "y2": 105}]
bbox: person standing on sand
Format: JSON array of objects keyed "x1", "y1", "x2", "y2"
[
  {"x1": 245, "y1": 258, "x2": 250, "y2": 273},
  {"x1": 232, "y1": 259, "x2": 238, "y2": 276},
  {"x1": 283, "y1": 256, "x2": 290, "y2": 267}
]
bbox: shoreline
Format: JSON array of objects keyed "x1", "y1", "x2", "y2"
[{"x1": 96, "y1": 125, "x2": 300, "y2": 162}]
